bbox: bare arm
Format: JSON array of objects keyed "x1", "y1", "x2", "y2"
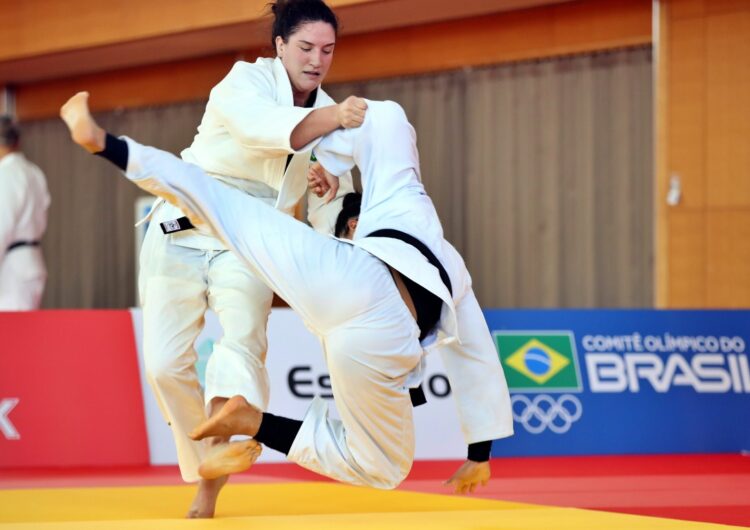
[{"x1": 290, "y1": 96, "x2": 368, "y2": 150}]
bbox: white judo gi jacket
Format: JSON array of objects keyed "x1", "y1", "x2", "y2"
[
  {"x1": 145, "y1": 56, "x2": 351, "y2": 245},
  {"x1": 314, "y1": 101, "x2": 514, "y2": 445},
  {"x1": 0, "y1": 152, "x2": 50, "y2": 310}
]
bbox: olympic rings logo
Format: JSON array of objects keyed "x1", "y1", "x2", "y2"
[{"x1": 511, "y1": 394, "x2": 582, "y2": 434}]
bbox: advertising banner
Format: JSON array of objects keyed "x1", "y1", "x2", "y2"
[
  {"x1": 131, "y1": 308, "x2": 465, "y2": 464},
  {"x1": 486, "y1": 310, "x2": 750, "y2": 457},
  {"x1": 4, "y1": 308, "x2": 748, "y2": 469},
  {"x1": 0, "y1": 311, "x2": 149, "y2": 468}
]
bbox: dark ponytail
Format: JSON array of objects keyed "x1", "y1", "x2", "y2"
[
  {"x1": 269, "y1": 0, "x2": 339, "y2": 51},
  {"x1": 334, "y1": 192, "x2": 362, "y2": 237}
]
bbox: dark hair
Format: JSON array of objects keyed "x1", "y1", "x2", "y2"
[
  {"x1": 0, "y1": 116, "x2": 19, "y2": 148},
  {"x1": 334, "y1": 192, "x2": 362, "y2": 237},
  {"x1": 269, "y1": 0, "x2": 339, "y2": 51}
]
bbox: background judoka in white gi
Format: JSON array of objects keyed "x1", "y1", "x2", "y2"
[
  {"x1": 0, "y1": 117, "x2": 50, "y2": 311},
  {"x1": 135, "y1": 0, "x2": 359, "y2": 516},
  {"x1": 96, "y1": 100, "x2": 513, "y2": 490}
]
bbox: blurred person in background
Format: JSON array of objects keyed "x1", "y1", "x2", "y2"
[
  {"x1": 0, "y1": 116, "x2": 50, "y2": 311},
  {"x1": 134, "y1": 0, "x2": 361, "y2": 517}
]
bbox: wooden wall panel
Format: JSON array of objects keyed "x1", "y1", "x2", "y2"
[
  {"x1": 326, "y1": 0, "x2": 651, "y2": 83},
  {"x1": 706, "y1": 0, "x2": 750, "y2": 15},
  {"x1": 658, "y1": 0, "x2": 750, "y2": 308},
  {"x1": 667, "y1": 18, "x2": 706, "y2": 209},
  {"x1": 669, "y1": 0, "x2": 705, "y2": 19},
  {"x1": 655, "y1": 1, "x2": 670, "y2": 307},
  {"x1": 671, "y1": 0, "x2": 750, "y2": 19},
  {"x1": 707, "y1": 211, "x2": 750, "y2": 307},
  {"x1": 666, "y1": 210, "x2": 707, "y2": 307},
  {"x1": 552, "y1": 0, "x2": 649, "y2": 46},
  {"x1": 0, "y1": 0, "x2": 354, "y2": 61},
  {"x1": 16, "y1": 54, "x2": 239, "y2": 121},
  {"x1": 706, "y1": 11, "x2": 750, "y2": 208}
]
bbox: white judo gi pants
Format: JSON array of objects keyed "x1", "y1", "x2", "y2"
[
  {"x1": 0, "y1": 248, "x2": 45, "y2": 310},
  {"x1": 126, "y1": 138, "x2": 423, "y2": 489},
  {"x1": 139, "y1": 190, "x2": 274, "y2": 483}
]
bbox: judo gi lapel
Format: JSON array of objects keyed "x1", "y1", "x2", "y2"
[
  {"x1": 272, "y1": 57, "x2": 334, "y2": 213},
  {"x1": 272, "y1": 57, "x2": 294, "y2": 107},
  {"x1": 271, "y1": 58, "x2": 305, "y2": 212},
  {"x1": 345, "y1": 236, "x2": 460, "y2": 343}
]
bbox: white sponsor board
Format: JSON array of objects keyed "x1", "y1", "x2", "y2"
[{"x1": 130, "y1": 308, "x2": 465, "y2": 464}]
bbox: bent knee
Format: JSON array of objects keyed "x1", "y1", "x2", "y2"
[
  {"x1": 362, "y1": 462, "x2": 410, "y2": 490},
  {"x1": 144, "y1": 350, "x2": 193, "y2": 385},
  {"x1": 324, "y1": 345, "x2": 356, "y2": 373},
  {"x1": 353, "y1": 447, "x2": 413, "y2": 490}
]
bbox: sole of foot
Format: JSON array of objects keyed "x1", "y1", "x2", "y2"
[{"x1": 198, "y1": 440, "x2": 262, "y2": 480}]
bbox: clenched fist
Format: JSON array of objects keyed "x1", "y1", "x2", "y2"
[{"x1": 336, "y1": 96, "x2": 368, "y2": 128}]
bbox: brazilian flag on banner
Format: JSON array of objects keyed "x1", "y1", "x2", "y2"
[{"x1": 494, "y1": 332, "x2": 582, "y2": 392}]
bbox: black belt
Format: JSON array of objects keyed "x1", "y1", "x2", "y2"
[
  {"x1": 367, "y1": 229, "x2": 452, "y2": 295},
  {"x1": 7, "y1": 240, "x2": 40, "y2": 252},
  {"x1": 366, "y1": 229, "x2": 453, "y2": 408}
]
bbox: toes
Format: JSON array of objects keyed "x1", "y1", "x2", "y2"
[{"x1": 190, "y1": 424, "x2": 210, "y2": 440}]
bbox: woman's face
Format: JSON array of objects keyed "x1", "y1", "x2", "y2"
[{"x1": 276, "y1": 21, "x2": 336, "y2": 104}]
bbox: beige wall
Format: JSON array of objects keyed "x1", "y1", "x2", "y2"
[
  {"x1": 8, "y1": 0, "x2": 750, "y2": 308},
  {"x1": 330, "y1": 48, "x2": 654, "y2": 308},
  {"x1": 22, "y1": 47, "x2": 652, "y2": 309}
]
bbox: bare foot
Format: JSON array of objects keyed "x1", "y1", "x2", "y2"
[
  {"x1": 189, "y1": 395, "x2": 262, "y2": 441},
  {"x1": 208, "y1": 396, "x2": 229, "y2": 421},
  {"x1": 184, "y1": 396, "x2": 235, "y2": 518},
  {"x1": 186, "y1": 475, "x2": 228, "y2": 519},
  {"x1": 199, "y1": 439, "x2": 262, "y2": 480},
  {"x1": 59, "y1": 92, "x2": 106, "y2": 152}
]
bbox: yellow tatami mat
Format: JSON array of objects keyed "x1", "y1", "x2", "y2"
[{"x1": 0, "y1": 482, "x2": 741, "y2": 529}]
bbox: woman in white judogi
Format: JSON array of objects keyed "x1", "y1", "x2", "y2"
[
  {"x1": 61, "y1": 93, "x2": 513, "y2": 492},
  {"x1": 136, "y1": 0, "x2": 360, "y2": 516}
]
